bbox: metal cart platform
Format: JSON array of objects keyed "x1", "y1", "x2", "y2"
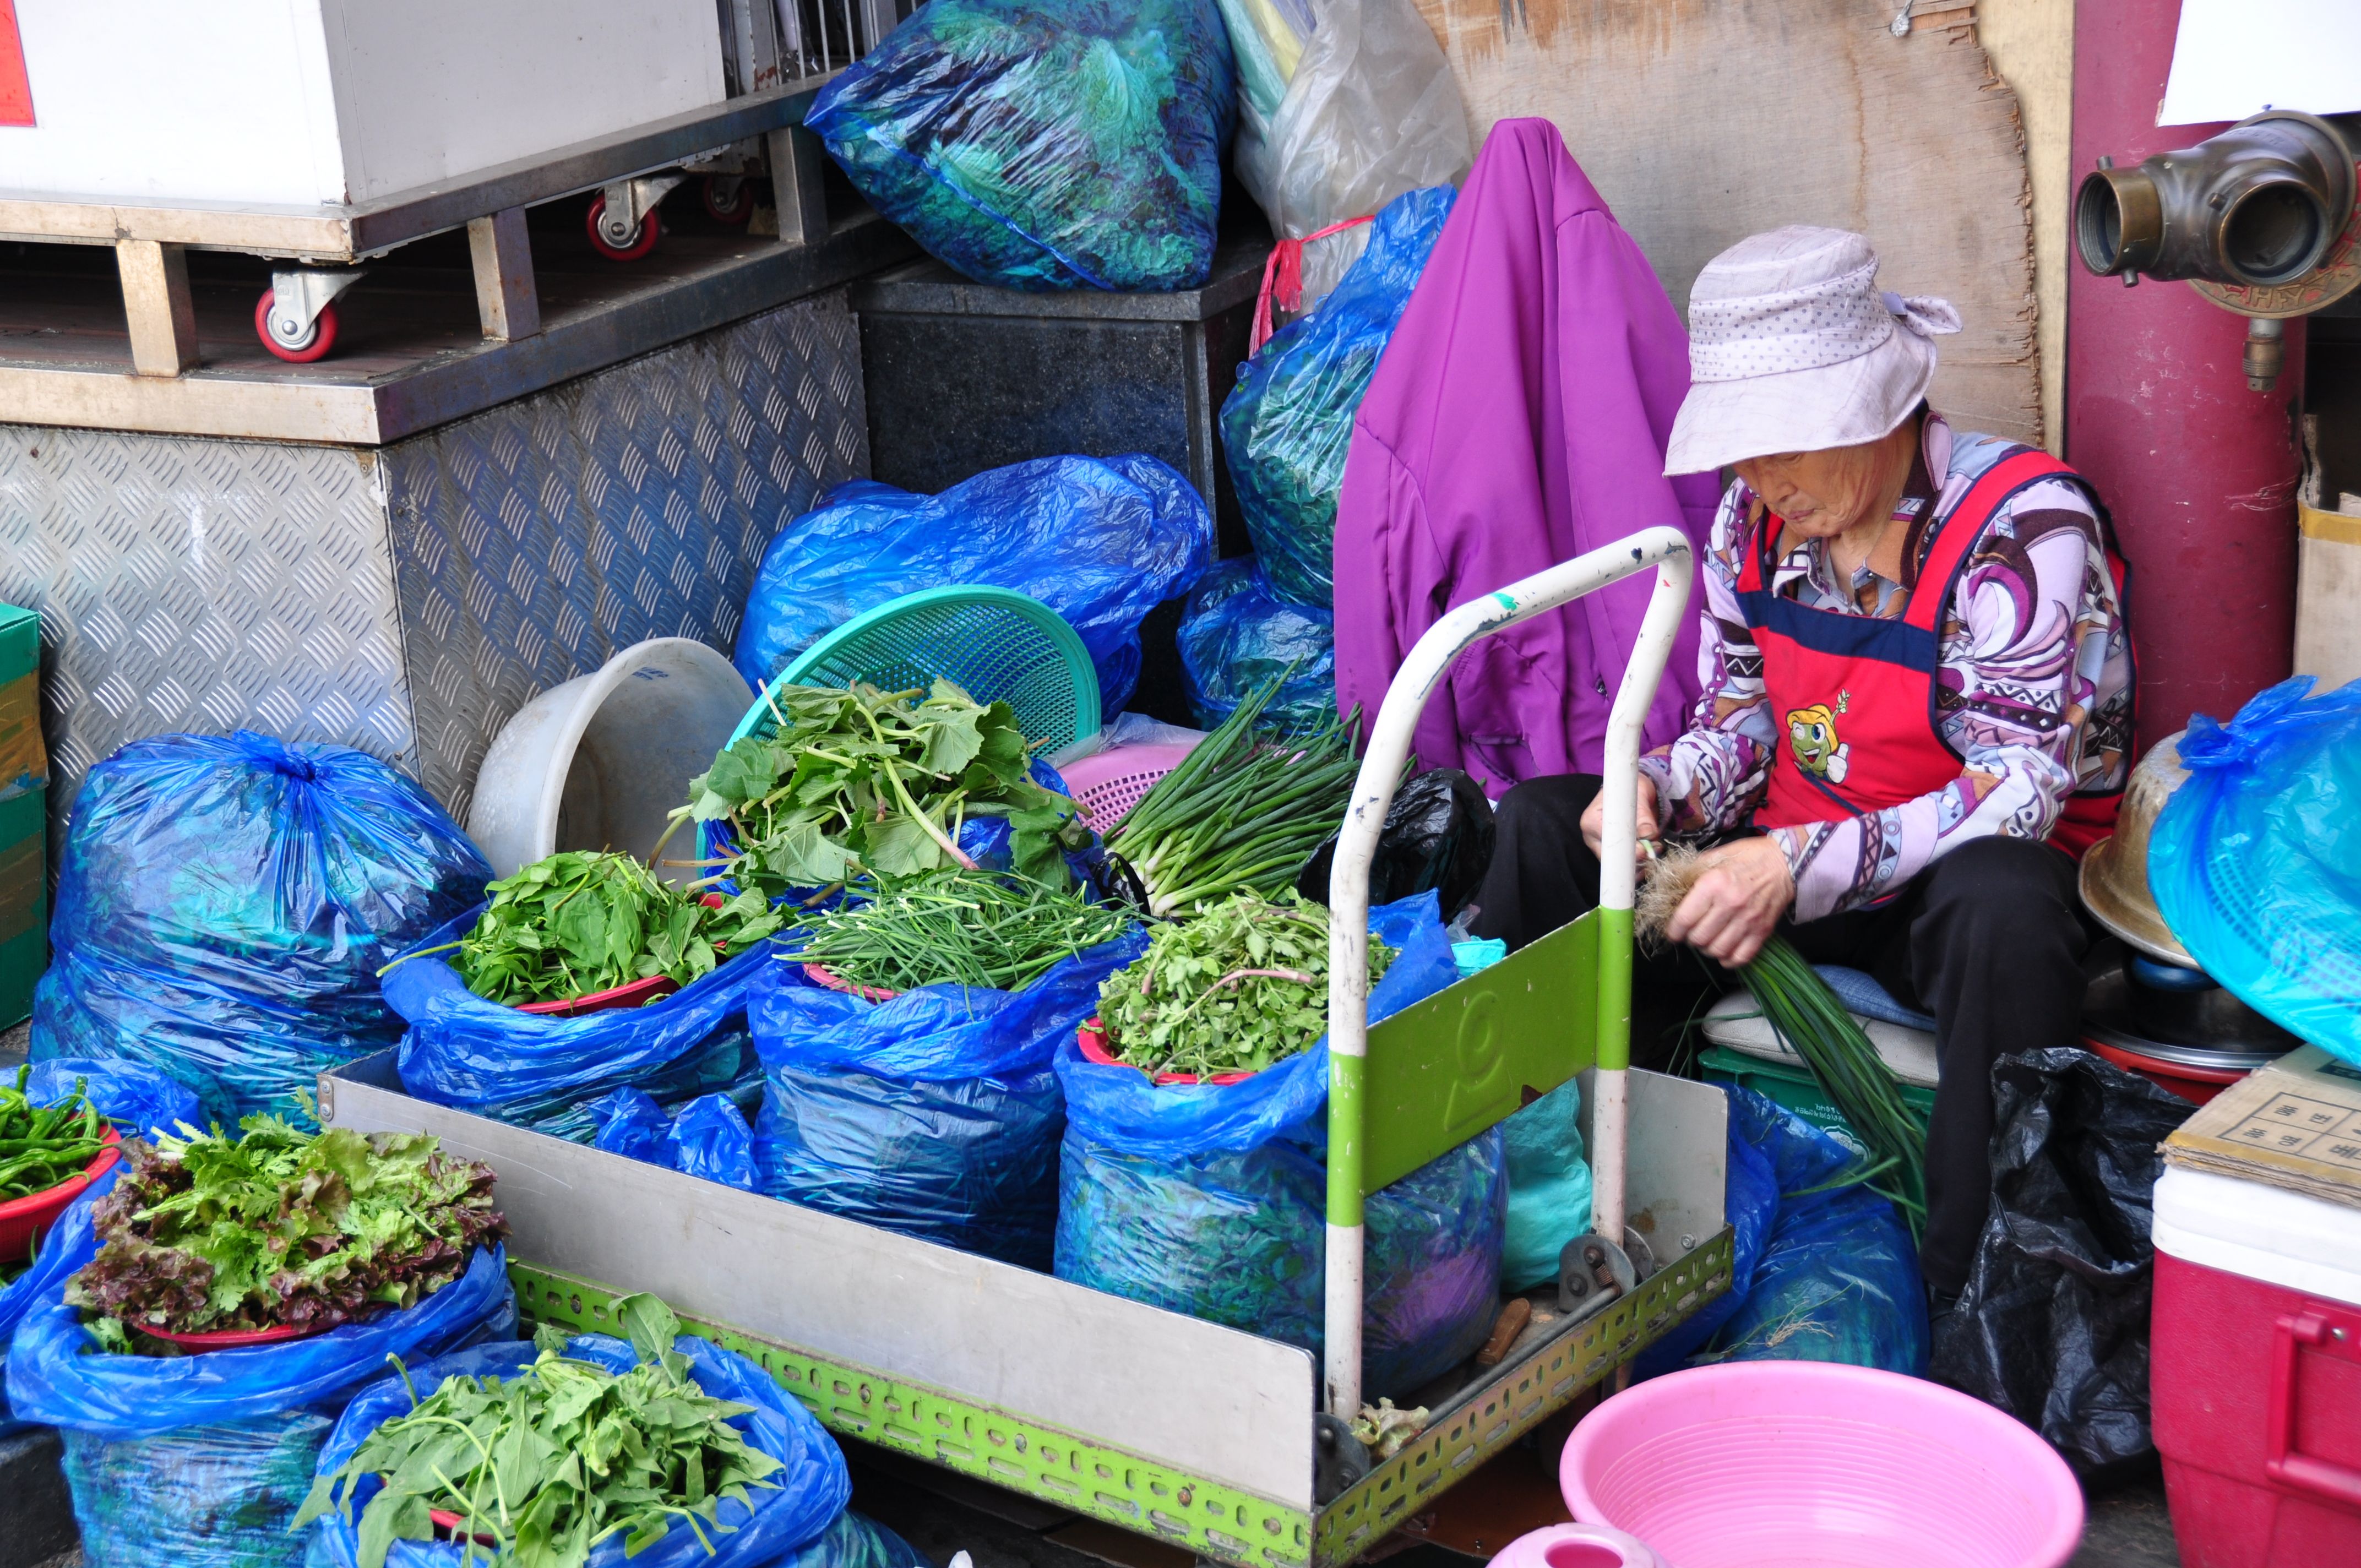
[{"x1": 318, "y1": 527, "x2": 1728, "y2": 1568}]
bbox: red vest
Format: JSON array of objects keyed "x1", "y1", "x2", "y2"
[{"x1": 1736, "y1": 447, "x2": 2131, "y2": 861}]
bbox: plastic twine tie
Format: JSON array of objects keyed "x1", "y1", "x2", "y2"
[{"x1": 1250, "y1": 215, "x2": 1375, "y2": 353}]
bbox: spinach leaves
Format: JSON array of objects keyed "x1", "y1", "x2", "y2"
[
  {"x1": 455, "y1": 852, "x2": 785, "y2": 1006},
  {"x1": 676, "y1": 681, "x2": 1087, "y2": 898},
  {"x1": 296, "y1": 1295, "x2": 785, "y2": 1568}
]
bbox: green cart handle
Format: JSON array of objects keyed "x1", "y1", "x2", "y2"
[{"x1": 1321, "y1": 526, "x2": 1696, "y2": 1419}]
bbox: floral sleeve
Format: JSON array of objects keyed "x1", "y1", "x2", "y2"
[{"x1": 1635, "y1": 482, "x2": 1777, "y2": 832}]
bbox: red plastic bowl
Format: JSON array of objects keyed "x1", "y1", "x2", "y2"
[
  {"x1": 2088, "y1": 1037, "x2": 2250, "y2": 1105},
  {"x1": 0, "y1": 1125, "x2": 121, "y2": 1263},
  {"x1": 803, "y1": 962, "x2": 902, "y2": 1003},
  {"x1": 513, "y1": 920, "x2": 731, "y2": 1017},
  {"x1": 430, "y1": 1509, "x2": 499, "y2": 1547},
  {"x1": 514, "y1": 971, "x2": 682, "y2": 1016},
  {"x1": 1076, "y1": 1018, "x2": 1255, "y2": 1086},
  {"x1": 135, "y1": 1318, "x2": 330, "y2": 1352}
]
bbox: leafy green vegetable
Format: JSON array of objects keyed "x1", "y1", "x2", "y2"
[
  {"x1": 66, "y1": 1115, "x2": 505, "y2": 1344},
  {"x1": 295, "y1": 1293, "x2": 784, "y2": 1568},
  {"x1": 447, "y1": 851, "x2": 785, "y2": 1006},
  {"x1": 673, "y1": 680, "x2": 1088, "y2": 900},
  {"x1": 1103, "y1": 676, "x2": 1369, "y2": 916},
  {"x1": 0, "y1": 1065, "x2": 108, "y2": 1200},
  {"x1": 784, "y1": 869, "x2": 1135, "y2": 994},
  {"x1": 1095, "y1": 892, "x2": 1394, "y2": 1077}
]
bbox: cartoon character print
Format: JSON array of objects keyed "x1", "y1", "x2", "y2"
[{"x1": 1786, "y1": 702, "x2": 1850, "y2": 783}]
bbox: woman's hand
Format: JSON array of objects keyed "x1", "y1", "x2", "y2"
[
  {"x1": 1666, "y1": 836, "x2": 1794, "y2": 967},
  {"x1": 1581, "y1": 775, "x2": 1661, "y2": 864}
]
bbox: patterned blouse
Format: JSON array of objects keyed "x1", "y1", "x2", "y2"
[{"x1": 1635, "y1": 414, "x2": 2134, "y2": 922}]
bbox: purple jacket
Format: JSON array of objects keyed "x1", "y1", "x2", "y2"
[{"x1": 1333, "y1": 119, "x2": 1717, "y2": 790}]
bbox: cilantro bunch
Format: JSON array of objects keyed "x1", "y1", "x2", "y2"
[
  {"x1": 674, "y1": 680, "x2": 1088, "y2": 898},
  {"x1": 297, "y1": 1295, "x2": 785, "y2": 1568},
  {"x1": 450, "y1": 852, "x2": 785, "y2": 1007},
  {"x1": 67, "y1": 1115, "x2": 505, "y2": 1347},
  {"x1": 1095, "y1": 892, "x2": 1395, "y2": 1079}
]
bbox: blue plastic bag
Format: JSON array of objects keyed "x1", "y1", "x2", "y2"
[
  {"x1": 9, "y1": 1245, "x2": 515, "y2": 1568},
  {"x1": 808, "y1": 0, "x2": 1235, "y2": 292},
  {"x1": 1701, "y1": 1088, "x2": 1928, "y2": 1376},
  {"x1": 1222, "y1": 187, "x2": 1456, "y2": 607},
  {"x1": 0, "y1": 1165, "x2": 119, "y2": 1436},
  {"x1": 302, "y1": 1327, "x2": 848, "y2": 1568},
  {"x1": 2151, "y1": 675, "x2": 2361, "y2": 1064},
  {"x1": 1500, "y1": 1080, "x2": 1593, "y2": 1294},
  {"x1": 590, "y1": 1088, "x2": 759, "y2": 1191},
  {"x1": 1054, "y1": 894, "x2": 1505, "y2": 1395},
  {"x1": 1176, "y1": 557, "x2": 1336, "y2": 733},
  {"x1": 32, "y1": 731, "x2": 491, "y2": 1129},
  {"x1": 1632, "y1": 1085, "x2": 1778, "y2": 1380},
  {"x1": 386, "y1": 909, "x2": 776, "y2": 1143},
  {"x1": 752, "y1": 929, "x2": 1146, "y2": 1269},
  {"x1": 24, "y1": 1056, "x2": 206, "y2": 1141},
  {"x1": 733, "y1": 456, "x2": 1214, "y2": 716}
]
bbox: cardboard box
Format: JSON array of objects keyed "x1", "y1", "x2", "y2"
[{"x1": 2161, "y1": 1045, "x2": 2361, "y2": 1209}]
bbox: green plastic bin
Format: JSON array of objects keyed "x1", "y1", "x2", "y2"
[
  {"x1": 0, "y1": 601, "x2": 44, "y2": 1029},
  {"x1": 1699, "y1": 1044, "x2": 1936, "y2": 1152}
]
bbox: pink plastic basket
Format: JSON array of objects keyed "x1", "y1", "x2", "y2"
[
  {"x1": 1560, "y1": 1362, "x2": 2084, "y2": 1568},
  {"x1": 1056, "y1": 742, "x2": 1199, "y2": 831}
]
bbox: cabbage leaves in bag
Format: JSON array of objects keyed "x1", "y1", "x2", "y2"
[{"x1": 808, "y1": 0, "x2": 1235, "y2": 292}]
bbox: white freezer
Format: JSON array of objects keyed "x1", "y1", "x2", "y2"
[{"x1": 0, "y1": 0, "x2": 726, "y2": 208}]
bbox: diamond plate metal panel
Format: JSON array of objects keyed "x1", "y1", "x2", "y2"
[
  {"x1": 383, "y1": 291, "x2": 867, "y2": 819},
  {"x1": 0, "y1": 427, "x2": 411, "y2": 868}
]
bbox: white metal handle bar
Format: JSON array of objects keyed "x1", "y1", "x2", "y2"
[{"x1": 1321, "y1": 526, "x2": 1695, "y2": 1419}]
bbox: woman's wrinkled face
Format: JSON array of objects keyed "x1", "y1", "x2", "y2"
[{"x1": 1731, "y1": 437, "x2": 1895, "y2": 540}]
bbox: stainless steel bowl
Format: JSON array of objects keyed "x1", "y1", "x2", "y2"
[{"x1": 2083, "y1": 948, "x2": 2298, "y2": 1060}]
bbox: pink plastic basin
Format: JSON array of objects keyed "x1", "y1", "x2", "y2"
[
  {"x1": 1560, "y1": 1362, "x2": 2084, "y2": 1568},
  {"x1": 1486, "y1": 1523, "x2": 1664, "y2": 1568}
]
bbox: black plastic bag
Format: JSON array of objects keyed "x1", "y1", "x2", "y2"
[
  {"x1": 1929, "y1": 1047, "x2": 2194, "y2": 1481},
  {"x1": 1296, "y1": 769, "x2": 1494, "y2": 920}
]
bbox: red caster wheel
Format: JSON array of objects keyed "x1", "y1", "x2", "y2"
[
  {"x1": 586, "y1": 193, "x2": 662, "y2": 260},
  {"x1": 254, "y1": 287, "x2": 338, "y2": 363},
  {"x1": 701, "y1": 175, "x2": 753, "y2": 225}
]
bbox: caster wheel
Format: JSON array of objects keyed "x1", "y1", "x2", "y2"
[
  {"x1": 586, "y1": 193, "x2": 662, "y2": 260},
  {"x1": 254, "y1": 287, "x2": 338, "y2": 363},
  {"x1": 701, "y1": 175, "x2": 753, "y2": 225}
]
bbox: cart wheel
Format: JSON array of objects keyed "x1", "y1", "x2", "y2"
[
  {"x1": 701, "y1": 175, "x2": 753, "y2": 225},
  {"x1": 254, "y1": 287, "x2": 339, "y2": 363},
  {"x1": 585, "y1": 193, "x2": 661, "y2": 260}
]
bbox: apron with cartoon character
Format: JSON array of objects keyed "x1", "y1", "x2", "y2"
[{"x1": 1736, "y1": 446, "x2": 2129, "y2": 861}]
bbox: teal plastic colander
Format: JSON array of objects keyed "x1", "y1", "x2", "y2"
[{"x1": 730, "y1": 586, "x2": 1102, "y2": 752}]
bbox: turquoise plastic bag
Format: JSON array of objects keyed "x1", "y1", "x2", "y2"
[
  {"x1": 2150, "y1": 675, "x2": 2361, "y2": 1064},
  {"x1": 1500, "y1": 1080, "x2": 1592, "y2": 1293}
]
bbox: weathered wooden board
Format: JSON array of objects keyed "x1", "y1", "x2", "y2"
[{"x1": 1413, "y1": 0, "x2": 2042, "y2": 448}]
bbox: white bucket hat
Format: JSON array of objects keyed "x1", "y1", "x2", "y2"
[{"x1": 1663, "y1": 226, "x2": 1963, "y2": 476}]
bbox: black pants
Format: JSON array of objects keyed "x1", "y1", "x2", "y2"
[{"x1": 1468, "y1": 774, "x2": 2089, "y2": 1294}]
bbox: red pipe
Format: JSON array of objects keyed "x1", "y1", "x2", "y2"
[{"x1": 2067, "y1": 0, "x2": 2304, "y2": 753}]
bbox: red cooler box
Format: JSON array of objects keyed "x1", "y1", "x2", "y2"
[{"x1": 2153, "y1": 1165, "x2": 2361, "y2": 1566}]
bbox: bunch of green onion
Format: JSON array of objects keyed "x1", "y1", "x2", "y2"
[
  {"x1": 785, "y1": 870, "x2": 1133, "y2": 994},
  {"x1": 1640, "y1": 846, "x2": 1927, "y2": 1238},
  {"x1": 1742, "y1": 937, "x2": 1928, "y2": 1236},
  {"x1": 1103, "y1": 678, "x2": 1366, "y2": 916}
]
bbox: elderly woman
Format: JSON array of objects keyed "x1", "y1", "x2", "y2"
[{"x1": 1471, "y1": 227, "x2": 2134, "y2": 1304}]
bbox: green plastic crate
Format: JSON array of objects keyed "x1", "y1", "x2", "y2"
[
  {"x1": 1699, "y1": 1044, "x2": 1935, "y2": 1152},
  {"x1": 0, "y1": 602, "x2": 41, "y2": 1028}
]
